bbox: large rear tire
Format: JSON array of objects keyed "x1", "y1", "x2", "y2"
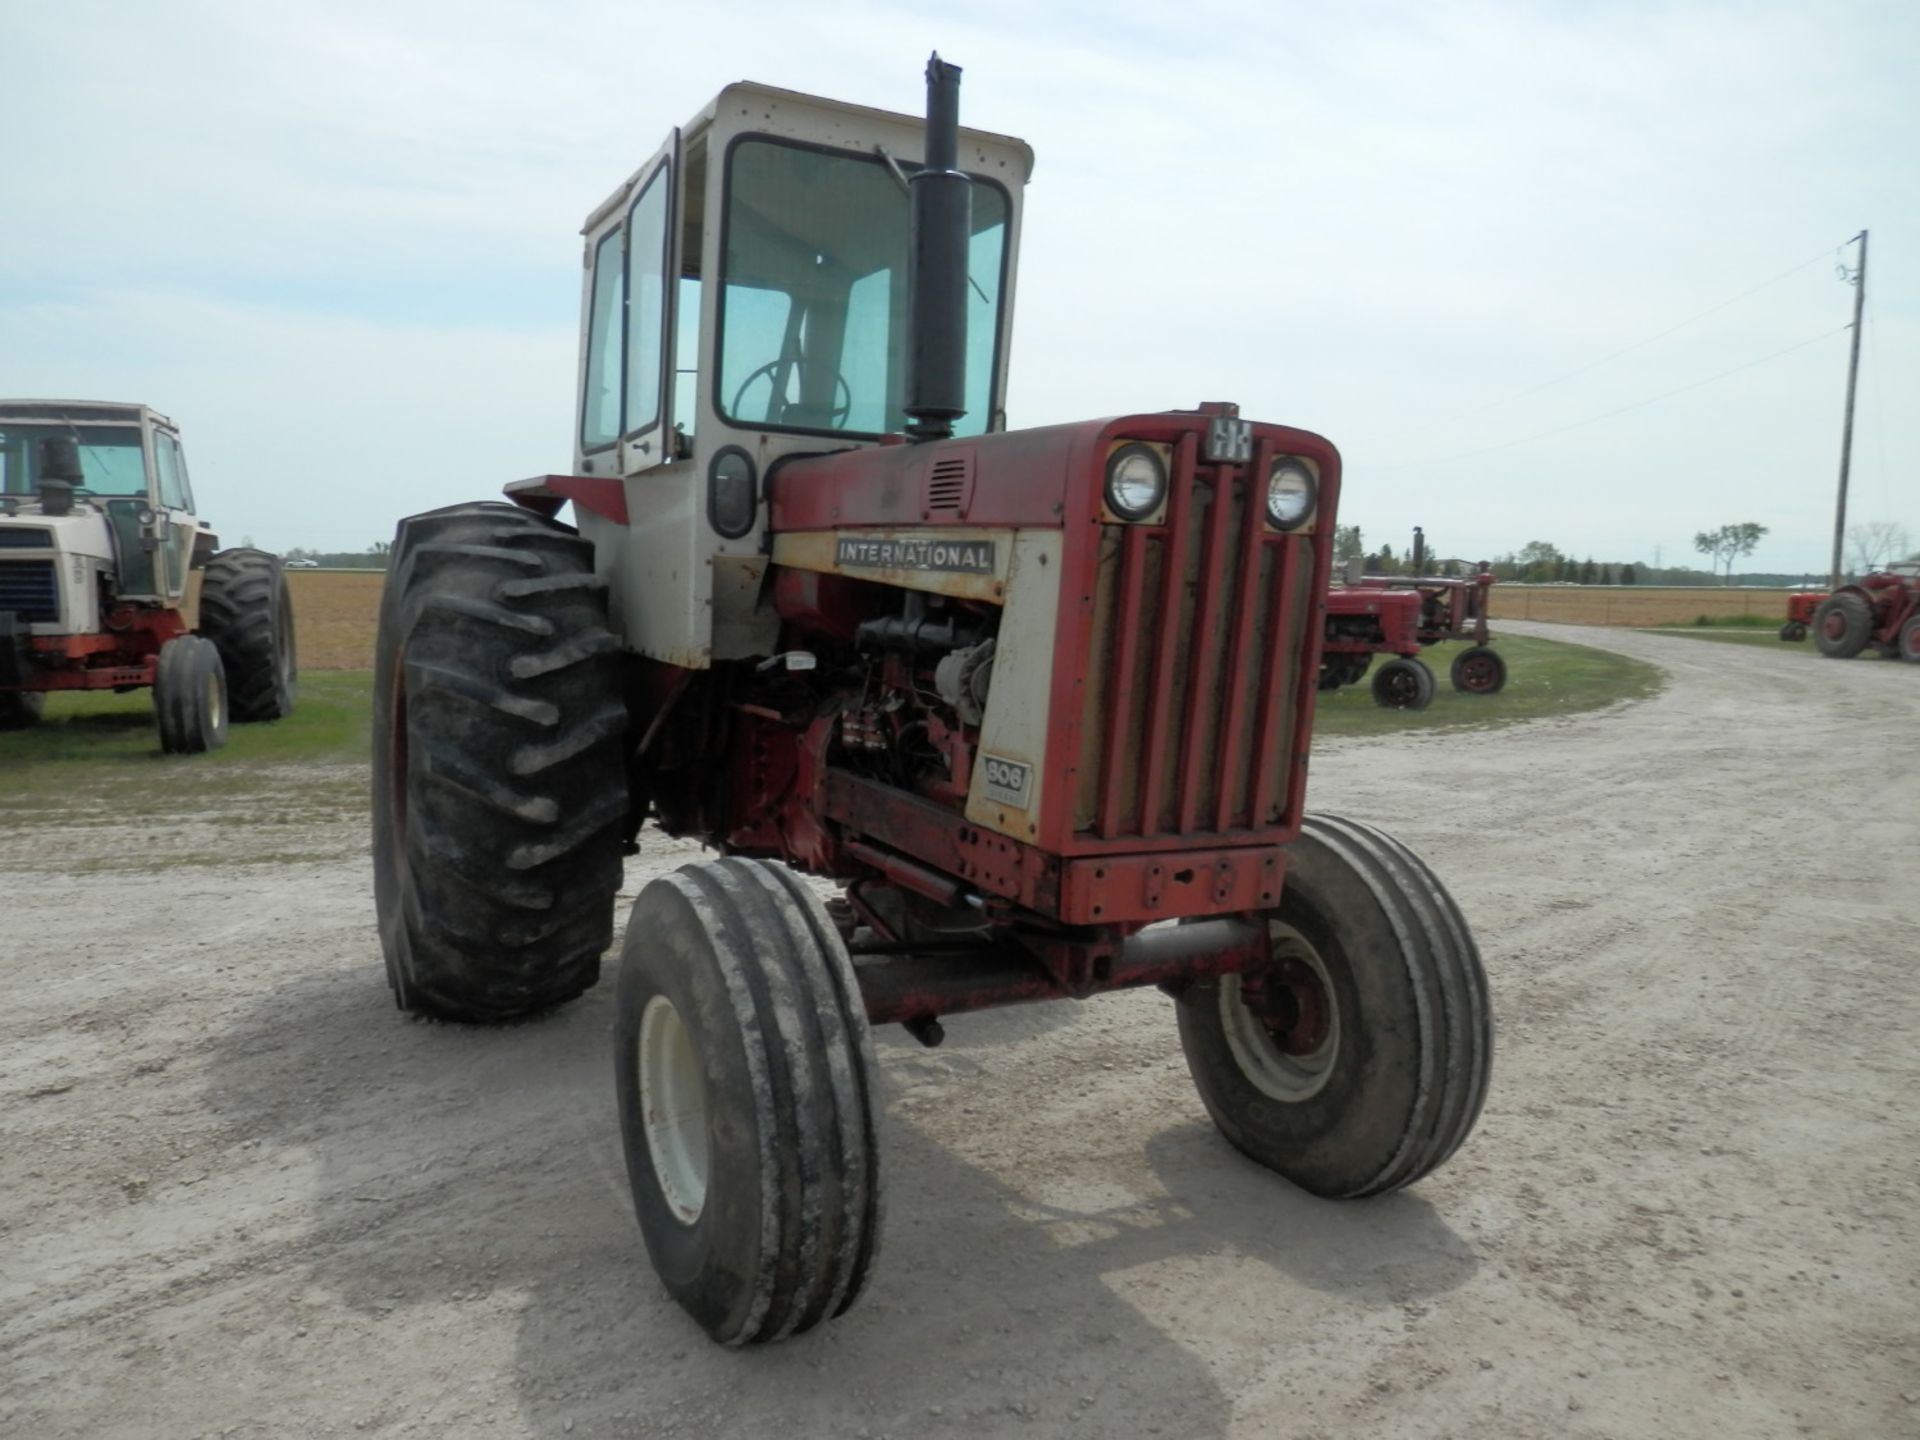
[
  {"x1": 199, "y1": 548, "x2": 297, "y2": 721},
  {"x1": 154, "y1": 634, "x2": 228, "y2": 755},
  {"x1": 1813, "y1": 592, "x2": 1872, "y2": 659},
  {"x1": 371, "y1": 502, "x2": 627, "y2": 1023},
  {"x1": 0, "y1": 691, "x2": 45, "y2": 729},
  {"x1": 615, "y1": 857, "x2": 881, "y2": 1346},
  {"x1": 1449, "y1": 645, "x2": 1507, "y2": 695},
  {"x1": 1175, "y1": 813, "x2": 1492, "y2": 1198}
]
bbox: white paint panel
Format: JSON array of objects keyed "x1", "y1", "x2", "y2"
[{"x1": 966, "y1": 530, "x2": 1063, "y2": 841}]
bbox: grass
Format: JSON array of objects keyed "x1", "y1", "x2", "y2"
[
  {"x1": 1313, "y1": 635, "x2": 1663, "y2": 738},
  {"x1": 2, "y1": 636, "x2": 1660, "y2": 830},
  {"x1": 0, "y1": 671, "x2": 373, "y2": 819}
]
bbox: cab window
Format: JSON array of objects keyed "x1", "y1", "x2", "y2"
[
  {"x1": 716, "y1": 137, "x2": 1009, "y2": 438},
  {"x1": 155, "y1": 434, "x2": 189, "y2": 510},
  {"x1": 580, "y1": 227, "x2": 624, "y2": 451},
  {"x1": 624, "y1": 166, "x2": 670, "y2": 439}
]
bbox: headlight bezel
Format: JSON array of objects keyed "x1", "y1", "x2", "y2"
[
  {"x1": 1103, "y1": 441, "x2": 1170, "y2": 523},
  {"x1": 1265, "y1": 457, "x2": 1317, "y2": 531}
]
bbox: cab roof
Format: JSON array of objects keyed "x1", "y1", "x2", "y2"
[
  {"x1": 0, "y1": 400, "x2": 176, "y2": 430},
  {"x1": 583, "y1": 79, "x2": 1035, "y2": 234}
]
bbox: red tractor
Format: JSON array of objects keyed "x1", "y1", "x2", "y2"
[
  {"x1": 1806, "y1": 562, "x2": 1920, "y2": 661},
  {"x1": 371, "y1": 59, "x2": 1492, "y2": 1345},
  {"x1": 1346, "y1": 528, "x2": 1504, "y2": 694},
  {"x1": 1319, "y1": 586, "x2": 1435, "y2": 709},
  {"x1": 1779, "y1": 590, "x2": 1822, "y2": 642}
]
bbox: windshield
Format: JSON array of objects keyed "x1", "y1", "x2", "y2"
[
  {"x1": 0, "y1": 424, "x2": 149, "y2": 497},
  {"x1": 717, "y1": 137, "x2": 1009, "y2": 438}
]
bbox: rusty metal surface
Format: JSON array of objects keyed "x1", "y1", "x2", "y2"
[{"x1": 853, "y1": 914, "x2": 1268, "y2": 1024}]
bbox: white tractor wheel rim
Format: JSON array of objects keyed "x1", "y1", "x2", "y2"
[
  {"x1": 1220, "y1": 923, "x2": 1340, "y2": 1103},
  {"x1": 638, "y1": 995, "x2": 709, "y2": 1225}
]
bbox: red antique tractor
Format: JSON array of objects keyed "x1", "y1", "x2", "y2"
[
  {"x1": 1319, "y1": 586, "x2": 1435, "y2": 709},
  {"x1": 1779, "y1": 590, "x2": 1821, "y2": 642},
  {"x1": 1347, "y1": 528, "x2": 1504, "y2": 694},
  {"x1": 1806, "y1": 562, "x2": 1920, "y2": 661},
  {"x1": 371, "y1": 59, "x2": 1492, "y2": 1345}
]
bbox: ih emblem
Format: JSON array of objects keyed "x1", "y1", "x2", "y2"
[{"x1": 1205, "y1": 415, "x2": 1253, "y2": 464}]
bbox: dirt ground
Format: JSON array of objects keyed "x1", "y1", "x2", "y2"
[{"x1": 2, "y1": 622, "x2": 1915, "y2": 1439}]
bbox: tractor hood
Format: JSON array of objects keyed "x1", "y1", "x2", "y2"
[{"x1": 0, "y1": 505, "x2": 115, "y2": 562}]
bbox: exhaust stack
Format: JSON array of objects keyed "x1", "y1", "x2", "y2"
[{"x1": 904, "y1": 54, "x2": 972, "y2": 442}]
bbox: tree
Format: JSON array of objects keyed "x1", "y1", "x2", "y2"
[
  {"x1": 1514, "y1": 540, "x2": 1563, "y2": 582},
  {"x1": 1846, "y1": 521, "x2": 1911, "y2": 576},
  {"x1": 1334, "y1": 524, "x2": 1364, "y2": 564},
  {"x1": 1693, "y1": 523, "x2": 1768, "y2": 584},
  {"x1": 1579, "y1": 557, "x2": 1597, "y2": 585},
  {"x1": 370, "y1": 539, "x2": 391, "y2": 556},
  {"x1": 1620, "y1": 564, "x2": 1637, "y2": 585}
]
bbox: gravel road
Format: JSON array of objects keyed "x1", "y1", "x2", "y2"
[{"x1": 3, "y1": 622, "x2": 1916, "y2": 1439}]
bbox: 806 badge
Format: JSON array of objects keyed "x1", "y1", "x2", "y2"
[{"x1": 980, "y1": 753, "x2": 1033, "y2": 810}]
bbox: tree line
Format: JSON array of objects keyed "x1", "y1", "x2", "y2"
[{"x1": 1336, "y1": 520, "x2": 1916, "y2": 588}]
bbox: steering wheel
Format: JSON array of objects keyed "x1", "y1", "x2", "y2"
[{"x1": 730, "y1": 360, "x2": 853, "y2": 429}]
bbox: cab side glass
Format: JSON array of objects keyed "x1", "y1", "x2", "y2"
[
  {"x1": 155, "y1": 434, "x2": 189, "y2": 510},
  {"x1": 581, "y1": 228, "x2": 624, "y2": 451},
  {"x1": 624, "y1": 168, "x2": 669, "y2": 440}
]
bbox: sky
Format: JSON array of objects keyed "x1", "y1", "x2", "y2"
[{"x1": 3, "y1": 0, "x2": 1914, "y2": 576}]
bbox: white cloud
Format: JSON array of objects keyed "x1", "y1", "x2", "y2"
[{"x1": 2, "y1": 0, "x2": 1913, "y2": 570}]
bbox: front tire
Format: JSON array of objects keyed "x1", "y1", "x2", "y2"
[
  {"x1": 153, "y1": 634, "x2": 228, "y2": 754},
  {"x1": 199, "y1": 548, "x2": 297, "y2": 721},
  {"x1": 615, "y1": 858, "x2": 882, "y2": 1346},
  {"x1": 1175, "y1": 813, "x2": 1492, "y2": 1197},
  {"x1": 1813, "y1": 593, "x2": 1872, "y2": 658},
  {"x1": 1898, "y1": 615, "x2": 1920, "y2": 663},
  {"x1": 1778, "y1": 621, "x2": 1808, "y2": 642},
  {"x1": 1371, "y1": 656, "x2": 1435, "y2": 710},
  {"x1": 371, "y1": 502, "x2": 627, "y2": 1023}
]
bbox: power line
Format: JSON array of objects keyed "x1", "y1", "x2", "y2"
[
  {"x1": 1384, "y1": 241, "x2": 1847, "y2": 440},
  {"x1": 1373, "y1": 325, "x2": 1849, "y2": 472}
]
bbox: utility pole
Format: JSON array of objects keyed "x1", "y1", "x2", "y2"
[{"x1": 1830, "y1": 230, "x2": 1868, "y2": 589}]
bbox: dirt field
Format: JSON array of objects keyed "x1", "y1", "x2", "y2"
[
  {"x1": 2, "y1": 622, "x2": 1915, "y2": 1439},
  {"x1": 1489, "y1": 585, "x2": 1803, "y2": 627},
  {"x1": 277, "y1": 573, "x2": 1813, "y2": 674},
  {"x1": 285, "y1": 570, "x2": 386, "y2": 670}
]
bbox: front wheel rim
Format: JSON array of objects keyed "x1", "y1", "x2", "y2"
[
  {"x1": 638, "y1": 995, "x2": 710, "y2": 1225},
  {"x1": 1221, "y1": 924, "x2": 1341, "y2": 1102}
]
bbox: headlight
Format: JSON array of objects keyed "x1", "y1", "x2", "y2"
[
  {"x1": 1104, "y1": 443, "x2": 1167, "y2": 521},
  {"x1": 1265, "y1": 459, "x2": 1316, "y2": 530},
  {"x1": 136, "y1": 506, "x2": 156, "y2": 526}
]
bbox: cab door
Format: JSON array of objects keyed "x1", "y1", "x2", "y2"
[
  {"x1": 619, "y1": 130, "x2": 680, "y2": 475},
  {"x1": 150, "y1": 429, "x2": 199, "y2": 603},
  {"x1": 576, "y1": 131, "x2": 681, "y2": 478}
]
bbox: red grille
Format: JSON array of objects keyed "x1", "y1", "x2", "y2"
[{"x1": 1074, "y1": 435, "x2": 1316, "y2": 842}]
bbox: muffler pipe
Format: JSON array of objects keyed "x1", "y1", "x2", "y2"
[{"x1": 904, "y1": 53, "x2": 971, "y2": 441}]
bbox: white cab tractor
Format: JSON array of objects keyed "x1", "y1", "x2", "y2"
[{"x1": 0, "y1": 401, "x2": 297, "y2": 750}]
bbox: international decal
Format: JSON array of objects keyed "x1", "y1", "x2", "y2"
[{"x1": 834, "y1": 535, "x2": 996, "y2": 575}]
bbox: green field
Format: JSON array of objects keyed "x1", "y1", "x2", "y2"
[
  {"x1": 2, "y1": 636, "x2": 1659, "y2": 807},
  {"x1": 0, "y1": 672, "x2": 373, "y2": 819},
  {"x1": 1313, "y1": 635, "x2": 1662, "y2": 737}
]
